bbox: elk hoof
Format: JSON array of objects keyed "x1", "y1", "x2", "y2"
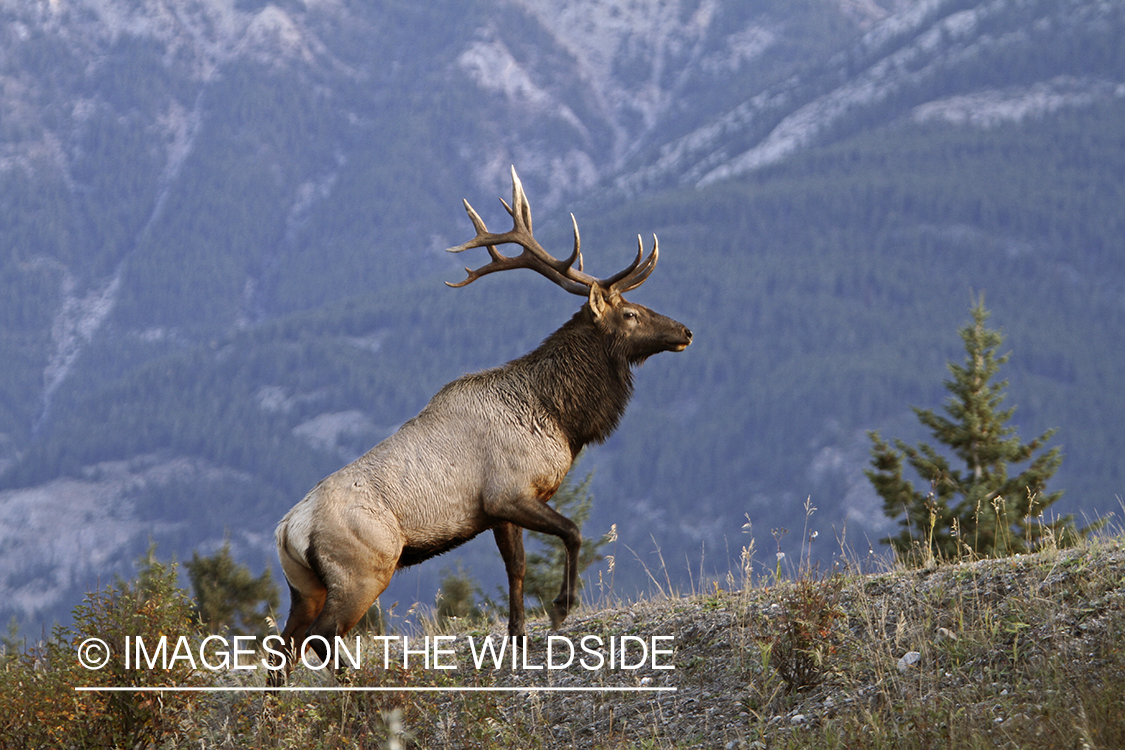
[{"x1": 549, "y1": 602, "x2": 569, "y2": 629}]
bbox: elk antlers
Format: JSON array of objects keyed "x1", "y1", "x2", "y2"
[{"x1": 447, "y1": 167, "x2": 658, "y2": 296}]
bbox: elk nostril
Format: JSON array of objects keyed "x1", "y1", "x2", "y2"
[{"x1": 684, "y1": 328, "x2": 693, "y2": 340}]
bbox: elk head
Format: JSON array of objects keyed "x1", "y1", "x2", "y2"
[{"x1": 447, "y1": 167, "x2": 693, "y2": 360}]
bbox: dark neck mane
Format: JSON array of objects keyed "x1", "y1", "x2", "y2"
[{"x1": 513, "y1": 306, "x2": 635, "y2": 456}]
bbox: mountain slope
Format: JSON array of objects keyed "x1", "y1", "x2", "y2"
[{"x1": 1, "y1": 0, "x2": 1123, "y2": 631}]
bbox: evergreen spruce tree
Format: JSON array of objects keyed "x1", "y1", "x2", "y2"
[
  {"x1": 186, "y1": 541, "x2": 280, "y2": 637},
  {"x1": 435, "y1": 561, "x2": 487, "y2": 625},
  {"x1": 866, "y1": 297, "x2": 1074, "y2": 561},
  {"x1": 1, "y1": 617, "x2": 24, "y2": 664}
]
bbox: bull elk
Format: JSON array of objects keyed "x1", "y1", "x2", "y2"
[{"x1": 268, "y1": 167, "x2": 691, "y2": 685}]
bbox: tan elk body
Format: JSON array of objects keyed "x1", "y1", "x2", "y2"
[{"x1": 269, "y1": 168, "x2": 691, "y2": 685}]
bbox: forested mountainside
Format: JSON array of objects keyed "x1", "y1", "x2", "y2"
[{"x1": 1, "y1": 0, "x2": 1123, "y2": 631}]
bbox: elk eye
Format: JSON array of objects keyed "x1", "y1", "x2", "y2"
[{"x1": 623, "y1": 310, "x2": 637, "y2": 320}]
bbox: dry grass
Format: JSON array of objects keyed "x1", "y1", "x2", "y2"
[{"x1": 4, "y1": 525, "x2": 1125, "y2": 749}]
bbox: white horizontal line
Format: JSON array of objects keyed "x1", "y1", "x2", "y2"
[{"x1": 75, "y1": 685, "x2": 676, "y2": 693}]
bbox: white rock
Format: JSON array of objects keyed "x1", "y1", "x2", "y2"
[{"x1": 897, "y1": 651, "x2": 922, "y2": 671}]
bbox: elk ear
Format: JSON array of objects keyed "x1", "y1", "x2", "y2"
[{"x1": 588, "y1": 284, "x2": 610, "y2": 321}]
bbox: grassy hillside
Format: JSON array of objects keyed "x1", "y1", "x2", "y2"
[{"x1": 4, "y1": 527, "x2": 1124, "y2": 748}]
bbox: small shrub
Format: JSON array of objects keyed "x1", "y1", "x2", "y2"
[
  {"x1": 749, "y1": 574, "x2": 847, "y2": 693},
  {"x1": 0, "y1": 546, "x2": 205, "y2": 748}
]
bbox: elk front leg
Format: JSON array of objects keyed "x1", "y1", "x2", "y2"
[
  {"x1": 550, "y1": 520, "x2": 582, "y2": 629},
  {"x1": 492, "y1": 522, "x2": 527, "y2": 638},
  {"x1": 490, "y1": 496, "x2": 582, "y2": 629}
]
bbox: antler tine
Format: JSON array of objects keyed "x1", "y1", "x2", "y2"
[
  {"x1": 508, "y1": 166, "x2": 533, "y2": 235},
  {"x1": 598, "y1": 237, "x2": 645, "y2": 289},
  {"x1": 507, "y1": 167, "x2": 583, "y2": 275},
  {"x1": 570, "y1": 213, "x2": 584, "y2": 273},
  {"x1": 609, "y1": 235, "x2": 659, "y2": 294},
  {"x1": 446, "y1": 198, "x2": 526, "y2": 288},
  {"x1": 446, "y1": 199, "x2": 490, "y2": 254}
]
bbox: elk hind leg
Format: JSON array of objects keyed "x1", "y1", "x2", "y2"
[
  {"x1": 302, "y1": 550, "x2": 397, "y2": 671},
  {"x1": 269, "y1": 551, "x2": 327, "y2": 687}
]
